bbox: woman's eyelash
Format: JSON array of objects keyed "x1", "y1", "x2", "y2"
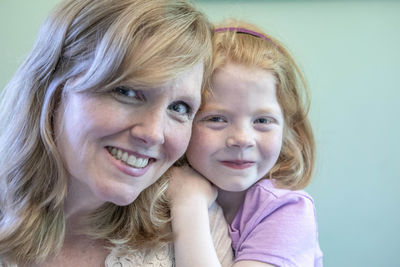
[
  {"x1": 111, "y1": 86, "x2": 144, "y2": 102},
  {"x1": 168, "y1": 101, "x2": 192, "y2": 116}
]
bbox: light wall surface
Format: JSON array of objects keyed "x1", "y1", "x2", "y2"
[{"x1": 1, "y1": 1, "x2": 399, "y2": 266}]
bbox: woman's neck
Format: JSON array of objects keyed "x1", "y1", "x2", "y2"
[
  {"x1": 64, "y1": 177, "x2": 104, "y2": 233},
  {"x1": 216, "y1": 189, "x2": 247, "y2": 225}
]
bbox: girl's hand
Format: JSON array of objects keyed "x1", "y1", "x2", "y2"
[
  {"x1": 167, "y1": 165, "x2": 217, "y2": 209},
  {"x1": 169, "y1": 165, "x2": 222, "y2": 267}
]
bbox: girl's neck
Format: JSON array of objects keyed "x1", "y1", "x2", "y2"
[{"x1": 216, "y1": 189, "x2": 247, "y2": 225}]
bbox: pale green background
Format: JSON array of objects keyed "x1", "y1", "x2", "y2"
[{"x1": 1, "y1": 1, "x2": 399, "y2": 266}]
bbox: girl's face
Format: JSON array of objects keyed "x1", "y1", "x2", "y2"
[
  {"x1": 186, "y1": 63, "x2": 284, "y2": 192},
  {"x1": 55, "y1": 63, "x2": 203, "y2": 209}
]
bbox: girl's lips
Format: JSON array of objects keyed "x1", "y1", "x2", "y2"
[
  {"x1": 105, "y1": 148, "x2": 154, "y2": 177},
  {"x1": 220, "y1": 160, "x2": 255, "y2": 170}
]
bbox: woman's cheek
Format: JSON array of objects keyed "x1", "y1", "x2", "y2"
[{"x1": 170, "y1": 124, "x2": 193, "y2": 159}]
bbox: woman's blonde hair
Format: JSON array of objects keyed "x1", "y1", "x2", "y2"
[
  {"x1": 0, "y1": 0, "x2": 212, "y2": 264},
  {"x1": 210, "y1": 19, "x2": 315, "y2": 190}
]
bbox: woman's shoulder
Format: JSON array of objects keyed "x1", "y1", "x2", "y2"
[
  {"x1": 105, "y1": 244, "x2": 174, "y2": 267},
  {"x1": 0, "y1": 261, "x2": 17, "y2": 267},
  {"x1": 105, "y1": 204, "x2": 235, "y2": 267}
]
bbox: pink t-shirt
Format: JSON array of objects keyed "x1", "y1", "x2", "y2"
[{"x1": 229, "y1": 179, "x2": 323, "y2": 267}]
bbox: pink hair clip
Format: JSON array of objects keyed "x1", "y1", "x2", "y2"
[{"x1": 214, "y1": 27, "x2": 280, "y2": 51}]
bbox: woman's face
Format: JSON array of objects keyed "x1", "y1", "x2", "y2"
[{"x1": 55, "y1": 63, "x2": 203, "y2": 208}]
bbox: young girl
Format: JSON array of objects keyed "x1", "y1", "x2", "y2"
[{"x1": 168, "y1": 20, "x2": 323, "y2": 267}]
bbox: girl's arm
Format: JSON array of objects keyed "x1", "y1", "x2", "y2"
[
  {"x1": 168, "y1": 166, "x2": 277, "y2": 267},
  {"x1": 234, "y1": 261, "x2": 276, "y2": 267},
  {"x1": 168, "y1": 165, "x2": 222, "y2": 267}
]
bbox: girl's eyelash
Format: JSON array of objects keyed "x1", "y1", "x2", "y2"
[
  {"x1": 254, "y1": 117, "x2": 274, "y2": 124},
  {"x1": 204, "y1": 115, "x2": 226, "y2": 122}
]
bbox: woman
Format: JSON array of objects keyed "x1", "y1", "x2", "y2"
[{"x1": 0, "y1": 0, "x2": 232, "y2": 266}]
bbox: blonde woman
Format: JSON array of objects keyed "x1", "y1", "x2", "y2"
[{"x1": 0, "y1": 0, "x2": 233, "y2": 266}]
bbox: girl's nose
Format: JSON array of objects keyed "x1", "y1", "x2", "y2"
[{"x1": 226, "y1": 128, "x2": 255, "y2": 149}]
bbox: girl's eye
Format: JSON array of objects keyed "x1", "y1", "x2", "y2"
[
  {"x1": 200, "y1": 115, "x2": 227, "y2": 130},
  {"x1": 205, "y1": 116, "x2": 226, "y2": 123},
  {"x1": 168, "y1": 101, "x2": 192, "y2": 116},
  {"x1": 112, "y1": 86, "x2": 144, "y2": 102},
  {"x1": 254, "y1": 117, "x2": 274, "y2": 124}
]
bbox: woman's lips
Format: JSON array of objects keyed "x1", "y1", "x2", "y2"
[
  {"x1": 106, "y1": 146, "x2": 152, "y2": 168},
  {"x1": 105, "y1": 147, "x2": 155, "y2": 177},
  {"x1": 220, "y1": 160, "x2": 255, "y2": 170}
]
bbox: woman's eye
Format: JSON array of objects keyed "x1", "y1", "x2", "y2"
[
  {"x1": 168, "y1": 101, "x2": 191, "y2": 116},
  {"x1": 112, "y1": 86, "x2": 144, "y2": 102}
]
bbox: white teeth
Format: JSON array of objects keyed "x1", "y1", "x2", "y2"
[
  {"x1": 122, "y1": 152, "x2": 128, "y2": 162},
  {"x1": 139, "y1": 158, "x2": 149, "y2": 168},
  {"x1": 137, "y1": 158, "x2": 144, "y2": 167},
  {"x1": 108, "y1": 147, "x2": 150, "y2": 168},
  {"x1": 126, "y1": 155, "x2": 149, "y2": 168},
  {"x1": 127, "y1": 155, "x2": 136, "y2": 166}
]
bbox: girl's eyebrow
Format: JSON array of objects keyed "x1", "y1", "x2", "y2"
[
  {"x1": 201, "y1": 104, "x2": 281, "y2": 114},
  {"x1": 202, "y1": 105, "x2": 224, "y2": 110},
  {"x1": 198, "y1": 105, "x2": 228, "y2": 114},
  {"x1": 254, "y1": 107, "x2": 282, "y2": 115}
]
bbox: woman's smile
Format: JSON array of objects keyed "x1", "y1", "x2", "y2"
[
  {"x1": 105, "y1": 147, "x2": 154, "y2": 177},
  {"x1": 106, "y1": 146, "x2": 153, "y2": 169}
]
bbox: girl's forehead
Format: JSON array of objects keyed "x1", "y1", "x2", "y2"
[
  {"x1": 212, "y1": 64, "x2": 276, "y2": 94},
  {"x1": 214, "y1": 63, "x2": 275, "y2": 84},
  {"x1": 198, "y1": 62, "x2": 282, "y2": 116}
]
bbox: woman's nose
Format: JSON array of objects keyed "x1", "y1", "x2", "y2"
[
  {"x1": 129, "y1": 109, "x2": 165, "y2": 147},
  {"x1": 226, "y1": 127, "x2": 255, "y2": 149}
]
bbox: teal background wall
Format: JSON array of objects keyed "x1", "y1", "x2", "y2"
[{"x1": 1, "y1": 0, "x2": 399, "y2": 266}]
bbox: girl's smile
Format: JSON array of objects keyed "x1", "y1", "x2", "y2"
[{"x1": 219, "y1": 160, "x2": 256, "y2": 170}]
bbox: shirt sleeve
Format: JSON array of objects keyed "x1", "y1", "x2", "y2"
[{"x1": 232, "y1": 186, "x2": 320, "y2": 267}]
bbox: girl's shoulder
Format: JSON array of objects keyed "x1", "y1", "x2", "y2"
[
  {"x1": 234, "y1": 178, "x2": 318, "y2": 238},
  {"x1": 247, "y1": 179, "x2": 315, "y2": 206},
  {"x1": 230, "y1": 179, "x2": 322, "y2": 266}
]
